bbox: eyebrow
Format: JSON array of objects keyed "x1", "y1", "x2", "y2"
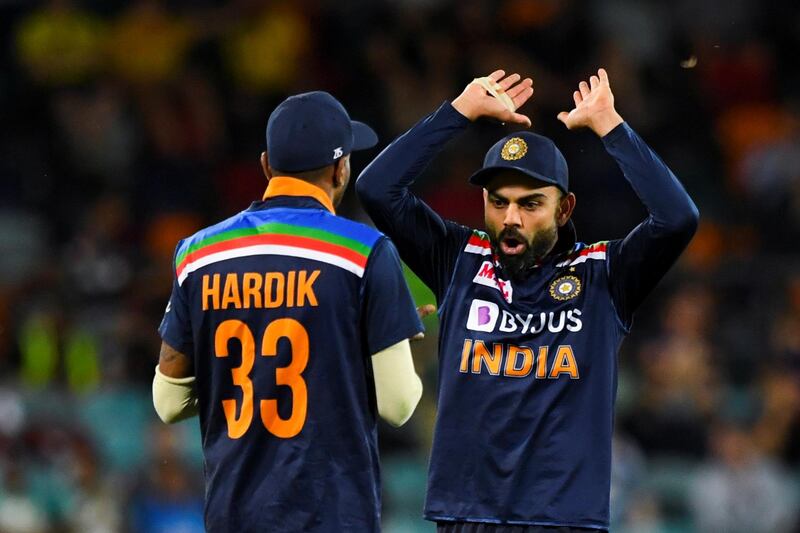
[{"x1": 489, "y1": 192, "x2": 549, "y2": 203}]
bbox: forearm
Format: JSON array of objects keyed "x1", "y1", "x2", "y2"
[
  {"x1": 152, "y1": 365, "x2": 199, "y2": 423},
  {"x1": 356, "y1": 102, "x2": 472, "y2": 298},
  {"x1": 356, "y1": 101, "x2": 470, "y2": 231},
  {"x1": 603, "y1": 123, "x2": 700, "y2": 323},
  {"x1": 602, "y1": 122, "x2": 699, "y2": 235},
  {"x1": 371, "y1": 339, "x2": 422, "y2": 427},
  {"x1": 153, "y1": 341, "x2": 197, "y2": 423}
]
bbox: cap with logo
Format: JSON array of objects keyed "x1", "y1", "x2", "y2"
[
  {"x1": 468, "y1": 132, "x2": 569, "y2": 193},
  {"x1": 266, "y1": 91, "x2": 378, "y2": 173}
]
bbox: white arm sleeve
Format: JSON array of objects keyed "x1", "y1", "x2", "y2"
[
  {"x1": 152, "y1": 365, "x2": 199, "y2": 423},
  {"x1": 371, "y1": 339, "x2": 423, "y2": 427}
]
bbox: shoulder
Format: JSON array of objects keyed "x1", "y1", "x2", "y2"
[
  {"x1": 462, "y1": 228, "x2": 492, "y2": 257},
  {"x1": 322, "y1": 212, "x2": 385, "y2": 250},
  {"x1": 283, "y1": 211, "x2": 388, "y2": 276},
  {"x1": 555, "y1": 241, "x2": 610, "y2": 267},
  {"x1": 174, "y1": 211, "x2": 250, "y2": 268}
]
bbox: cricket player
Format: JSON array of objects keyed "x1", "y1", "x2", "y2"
[
  {"x1": 356, "y1": 69, "x2": 699, "y2": 532},
  {"x1": 153, "y1": 91, "x2": 425, "y2": 532}
]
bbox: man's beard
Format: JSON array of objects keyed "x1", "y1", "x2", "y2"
[{"x1": 490, "y1": 224, "x2": 558, "y2": 281}]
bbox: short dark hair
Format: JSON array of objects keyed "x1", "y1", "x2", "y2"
[{"x1": 271, "y1": 163, "x2": 335, "y2": 183}]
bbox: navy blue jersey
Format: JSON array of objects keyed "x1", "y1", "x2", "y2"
[
  {"x1": 356, "y1": 103, "x2": 698, "y2": 529},
  {"x1": 159, "y1": 177, "x2": 423, "y2": 533}
]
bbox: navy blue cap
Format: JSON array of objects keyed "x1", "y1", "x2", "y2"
[
  {"x1": 266, "y1": 91, "x2": 378, "y2": 173},
  {"x1": 468, "y1": 132, "x2": 569, "y2": 192}
]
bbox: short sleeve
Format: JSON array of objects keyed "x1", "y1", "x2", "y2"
[
  {"x1": 158, "y1": 242, "x2": 194, "y2": 356},
  {"x1": 361, "y1": 237, "x2": 424, "y2": 355}
]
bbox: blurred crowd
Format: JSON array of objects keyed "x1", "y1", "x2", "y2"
[{"x1": 0, "y1": 0, "x2": 799, "y2": 531}]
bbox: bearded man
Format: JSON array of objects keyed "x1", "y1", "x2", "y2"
[{"x1": 356, "y1": 69, "x2": 698, "y2": 533}]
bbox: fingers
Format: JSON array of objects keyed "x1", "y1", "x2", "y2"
[
  {"x1": 498, "y1": 73, "x2": 521, "y2": 91},
  {"x1": 489, "y1": 69, "x2": 506, "y2": 82},
  {"x1": 578, "y1": 68, "x2": 609, "y2": 96},
  {"x1": 412, "y1": 304, "x2": 437, "y2": 340},
  {"x1": 507, "y1": 111, "x2": 532, "y2": 128},
  {"x1": 511, "y1": 85, "x2": 534, "y2": 111},
  {"x1": 557, "y1": 111, "x2": 572, "y2": 128},
  {"x1": 470, "y1": 71, "x2": 534, "y2": 124},
  {"x1": 417, "y1": 304, "x2": 437, "y2": 319},
  {"x1": 506, "y1": 77, "x2": 533, "y2": 99},
  {"x1": 573, "y1": 90, "x2": 582, "y2": 107}
]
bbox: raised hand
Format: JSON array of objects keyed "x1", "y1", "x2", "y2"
[
  {"x1": 557, "y1": 68, "x2": 623, "y2": 137},
  {"x1": 452, "y1": 70, "x2": 534, "y2": 127}
]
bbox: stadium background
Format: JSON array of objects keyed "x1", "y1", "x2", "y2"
[{"x1": 1, "y1": 0, "x2": 799, "y2": 531}]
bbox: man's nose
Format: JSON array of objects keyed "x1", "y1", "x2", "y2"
[{"x1": 503, "y1": 204, "x2": 522, "y2": 228}]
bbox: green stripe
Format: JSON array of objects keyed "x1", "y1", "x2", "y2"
[
  {"x1": 176, "y1": 222, "x2": 372, "y2": 268},
  {"x1": 471, "y1": 229, "x2": 490, "y2": 241}
]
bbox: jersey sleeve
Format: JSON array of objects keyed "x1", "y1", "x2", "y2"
[
  {"x1": 602, "y1": 123, "x2": 700, "y2": 328},
  {"x1": 356, "y1": 102, "x2": 473, "y2": 302},
  {"x1": 158, "y1": 242, "x2": 194, "y2": 356},
  {"x1": 360, "y1": 237, "x2": 424, "y2": 356}
]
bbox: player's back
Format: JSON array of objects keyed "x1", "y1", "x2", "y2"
[{"x1": 168, "y1": 198, "x2": 386, "y2": 532}]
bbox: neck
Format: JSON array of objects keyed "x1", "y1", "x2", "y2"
[{"x1": 263, "y1": 176, "x2": 336, "y2": 214}]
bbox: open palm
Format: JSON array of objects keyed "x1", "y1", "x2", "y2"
[
  {"x1": 452, "y1": 70, "x2": 534, "y2": 126},
  {"x1": 557, "y1": 68, "x2": 622, "y2": 137}
]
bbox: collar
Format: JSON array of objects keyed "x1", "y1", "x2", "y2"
[
  {"x1": 553, "y1": 219, "x2": 578, "y2": 258},
  {"x1": 263, "y1": 176, "x2": 335, "y2": 214}
]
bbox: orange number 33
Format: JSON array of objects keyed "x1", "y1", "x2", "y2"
[{"x1": 214, "y1": 319, "x2": 309, "y2": 439}]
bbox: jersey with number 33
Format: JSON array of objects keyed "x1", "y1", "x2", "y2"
[{"x1": 158, "y1": 184, "x2": 422, "y2": 533}]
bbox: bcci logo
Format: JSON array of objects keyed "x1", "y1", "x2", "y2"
[
  {"x1": 466, "y1": 299, "x2": 499, "y2": 332},
  {"x1": 500, "y1": 137, "x2": 528, "y2": 161},
  {"x1": 550, "y1": 275, "x2": 581, "y2": 301}
]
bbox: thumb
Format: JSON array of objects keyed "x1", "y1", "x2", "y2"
[
  {"x1": 506, "y1": 112, "x2": 532, "y2": 127},
  {"x1": 557, "y1": 111, "x2": 570, "y2": 126}
]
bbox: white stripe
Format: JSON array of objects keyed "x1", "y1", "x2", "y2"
[
  {"x1": 464, "y1": 244, "x2": 492, "y2": 256},
  {"x1": 556, "y1": 250, "x2": 606, "y2": 267},
  {"x1": 178, "y1": 244, "x2": 364, "y2": 285}
]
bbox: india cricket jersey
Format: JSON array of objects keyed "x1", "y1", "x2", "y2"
[
  {"x1": 356, "y1": 103, "x2": 698, "y2": 529},
  {"x1": 159, "y1": 177, "x2": 423, "y2": 533}
]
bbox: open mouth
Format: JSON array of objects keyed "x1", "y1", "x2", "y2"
[{"x1": 500, "y1": 236, "x2": 527, "y2": 256}]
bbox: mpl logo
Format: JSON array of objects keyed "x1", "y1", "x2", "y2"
[
  {"x1": 472, "y1": 261, "x2": 513, "y2": 303},
  {"x1": 466, "y1": 299, "x2": 499, "y2": 332}
]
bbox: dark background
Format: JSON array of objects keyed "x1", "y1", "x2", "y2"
[{"x1": 1, "y1": 0, "x2": 799, "y2": 531}]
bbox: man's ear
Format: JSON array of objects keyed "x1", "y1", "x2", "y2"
[
  {"x1": 557, "y1": 192, "x2": 576, "y2": 226},
  {"x1": 260, "y1": 152, "x2": 273, "y2": 180},
  {"x1": 332, "y1": 159, "x2": 342, "y2": 187},
  {"x1": 333, "y1": 156, "x2": 348, "y2": 188}
]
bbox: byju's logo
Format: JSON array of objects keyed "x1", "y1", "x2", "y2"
[{"x1": 466, "y1": 299, "x2": 499, "y2": 332}]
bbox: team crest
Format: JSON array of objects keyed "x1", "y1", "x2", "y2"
[
  {"x1": 501, "y1": 137, "x2": 527, "y2": 161},
  {"x1": 550, "y1": 275, "x2": 581, "y2": 301}
]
